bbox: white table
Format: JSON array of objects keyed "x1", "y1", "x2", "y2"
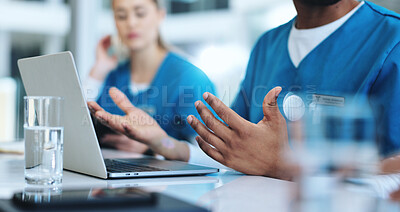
[{"x1": 0, "y1": 148, "x2": 399, "y2": 212}]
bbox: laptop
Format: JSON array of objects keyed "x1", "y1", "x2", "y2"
[{"x1": 18, "y1": 51, "x2": 219, "y2": 179}]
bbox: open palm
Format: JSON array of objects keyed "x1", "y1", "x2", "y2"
[{"x1": 88, "y1": 87, "x2": 167, "y2": 146}]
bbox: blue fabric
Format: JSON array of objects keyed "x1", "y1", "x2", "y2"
[
  {"x1": 97, "y1": 52, "x2": 216, "y2": 141},
  {"x1": 231, "y1": 1, "x2": 400, "y2": 157}
]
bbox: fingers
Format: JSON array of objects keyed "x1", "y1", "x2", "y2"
[
  {"x1": 89, "y1": 100, "x2": 140, "y2": 141},
  {"x1": 97, "y1": 35, "x2": 112, "y2": 57},
  {"x1": 202, "y1": 92, "x2": 246, "y2": 130},
  {"x1": 196, "y1": 136, "x2": 225, "y2": 165},
  {"x1": 194, "y1": 100, "x2": 231, "y2": 140},
  {"x1": 187, "y1": 115, "x2": 227, "y2": 153},
  {"x1": 100, "y1": 134, "x2": 119, "y2": 149},
  {"x1": 109, "y1": 87, "x2": 137, "y2": 114},
  {"x1": 101, "y1": 35, "x2": 112, "y2": 49},
  {"x1": 102, "y1": 134, "x2": 124, "y2": 144},
  {"x1": 121, "y1": 122, "x2": 143, "y2": 143},
  {"x1": 88, "y1": 101, "x2": 104, "y2": 114},
  {"x1": 95, "y1": 110, "x2": 126, "y2": 134},
  {"x1": 262, "y1": 86, "x2": 283, "y2": 121},
  {"x1": 89, "y1": 101, "x2": 122, "y2": 131}
]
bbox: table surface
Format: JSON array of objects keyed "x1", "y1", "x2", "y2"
[{"x1": 1, "y1": 147, "x2": 400, "y2": 212}]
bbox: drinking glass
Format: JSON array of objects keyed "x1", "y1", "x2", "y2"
[
  {"x1": 24, "y1": 96, "x2": 64, "y2": 185},
  {"x1": 287, "y1": 97, "x2": 379, "y2": 212}
]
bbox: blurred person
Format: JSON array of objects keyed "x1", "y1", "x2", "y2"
[
  {"x1": 89, "y1": 0, "x2": 400, "y2": 178},
  {"x1": 85, "y1": 0, "x2": 215, "y2": 155},
  {"x1": 185, "y1": 0, "x2": 400, "y2": 179}
]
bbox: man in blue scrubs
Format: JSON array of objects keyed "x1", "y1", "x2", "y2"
[
  {"x1": 187, "y1": 0, "x2": 400, "y2": 179},
  {"x1": 90, "y1": 0, "x2": 400, "y2": 179}
]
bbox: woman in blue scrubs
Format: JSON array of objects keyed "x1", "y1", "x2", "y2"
[{"x1": 86, "y1": 0, "x2": 215, "y2": 154}]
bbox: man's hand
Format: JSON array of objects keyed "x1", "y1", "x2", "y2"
[
  {"x1": 101, "y1": 134, "x2": 149, "y2": 154},
  {"x1": 187, "y1": 87, "x2": 292, "y2": 180},
  {"x1": 88, "y1": 87, "x2": 168, "y2": 148}
]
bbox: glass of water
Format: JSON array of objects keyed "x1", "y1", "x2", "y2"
[
  {"x1": 288, "y1": 97, "x2": 380, "y2": 212},
  {"x1": 302, "y1": 100, "x2": 378, "y2": 178},
  {"x1": 24, "y1": 96, "x2": 64, "y2": 185}
]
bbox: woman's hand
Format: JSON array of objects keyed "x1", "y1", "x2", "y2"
[
  {"x1": 88, "y1": 87, "x2": 168, "y2": 146},
  {"x1": 89, "y1": 35, "x2": 119, "y2": 81},
  {"x1": 101, "y1": 134, "x2": 149, "y2": 154},
  {"x1": 88, "y1": 87, "x2": 190, "y2": 161}
]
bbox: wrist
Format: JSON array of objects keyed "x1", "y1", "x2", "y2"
[
  {"x1": 271, "y1": 161, "x2": 298, "y2": 181},
  {"x1": 147, "y1": 133, "x2": 169, "y2": 155},
  {"x1": 89, "y1": 64, "x2": 109, "y2": 81},
  {"x1": 150, "y1": 135, "x2": 189, "y2": 162},
  {"x1": 263, "y1": 156, "x2": 298, "y2": 181}
]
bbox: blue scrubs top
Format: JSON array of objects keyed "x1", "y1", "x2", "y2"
[
  {"x1": 231, "y1": 1, "x2": 400, "y2": 157},
  {"x1": 97, "y1": 52, "x2": 216, "y2": 141}
]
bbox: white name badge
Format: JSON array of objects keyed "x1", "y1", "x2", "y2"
[
  {"x1": 283, "y1": 93, "x2": 305, "y2": 122},
  {"x1": 312, "y1": 94, "x2": 345, "y2": 107}
]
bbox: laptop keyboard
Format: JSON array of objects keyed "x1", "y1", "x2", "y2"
[{"x1": 105, "y1": 159, "x2": 169, "y2": 173}]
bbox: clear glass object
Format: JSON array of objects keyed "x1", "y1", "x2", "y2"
[
  {"x1": 287, "y1": 96, "x2": 380, "y2": 212},
  {"x1": 21, "y1": 185, "x2": 63, "y2": 204},
  {"x1": 300, "y1": 100, "x2": 378, "y2": 178},
  {"x1": 24, "y1": 96, "x2": 64, "y2": 185}
]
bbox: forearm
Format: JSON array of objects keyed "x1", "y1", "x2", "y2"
[
  {"x1": 263, "y1": 160, "x2": 298, "y2": 181},
  {"x1": 89, "y1": 65, "x2": 108, "y2": 81},
  {"x1": 150, "y1": 136, "x2": 190, "y2": 162}
]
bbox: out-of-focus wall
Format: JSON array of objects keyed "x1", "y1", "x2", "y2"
[
  {"x1": 370, "y1": 0, "x2": 400, "y2": 13},
  {"x1": 0, "y1": 78, "x2": 16, "y2": 141}
]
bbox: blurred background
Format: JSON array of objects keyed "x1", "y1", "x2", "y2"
[{"x1": 0, "y1": 0, "x2": 399, "y2": 142}]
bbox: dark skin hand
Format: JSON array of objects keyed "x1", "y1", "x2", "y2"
[
  {"x1": 187, "y1": 87, "x2": 294, "y2": 180},
  {"x1": 183, "y1": 0, "x2": 360, "y2": 180},
  {"x1": 184, "y1": 0, "x2": 368, "y2": 180}
]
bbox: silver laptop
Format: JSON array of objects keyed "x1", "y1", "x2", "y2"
[{"x1": 18, "y1": 51, "x2": 219, "y2": 179}]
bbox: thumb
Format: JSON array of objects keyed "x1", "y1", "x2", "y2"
[{"x1": 262, "y1": 86, "x2": 282, "y2": 121}]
